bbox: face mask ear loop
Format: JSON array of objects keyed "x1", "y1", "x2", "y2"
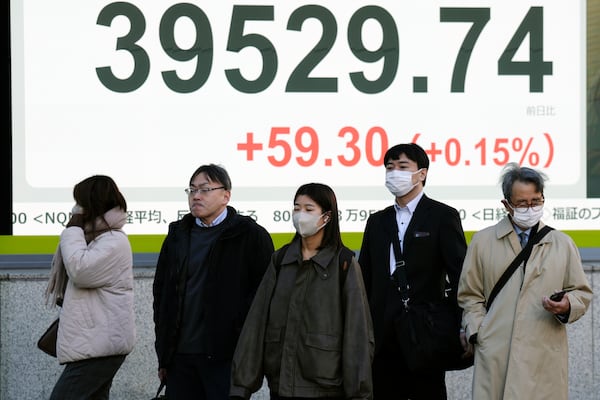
[
  {"x1": 415, "y1": 168, "x2": 426, "y2": 182},
  {"x1": 319, "y1": 220, "x2": 329, "y2": 231},
  {"x1": 315, "y1": 212, "x2": 329, "y2": 232}
]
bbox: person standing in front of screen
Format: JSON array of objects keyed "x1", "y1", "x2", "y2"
[
  {"x1": 153, "y1": 164, "x2": 274, "y2": 400},
  {"x1": 457, "y1": 162, "x2": 593, "y2": 400},
  {"x1": 358, "y1": 143, "x2": 468, "y2": 399},
  {"x1": 230, "y1": 183, "x2": 374, "y2": 400},
  {"x1": 47, "y1": 175, "x2": 135, "y2": 400}
]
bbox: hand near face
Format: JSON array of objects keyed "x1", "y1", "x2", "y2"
[{"x1": 66, "y1": 213, "x2": 85, "y2": 228}]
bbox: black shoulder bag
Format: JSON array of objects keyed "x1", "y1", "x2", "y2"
[
  {"x1": 391, "y1": 230, "x2": 474, "y2": 372},
  {"x1": 485, "y1": 225, "x2": 554, "y2": 311}
]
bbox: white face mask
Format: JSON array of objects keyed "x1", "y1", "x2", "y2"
[
  {"x1": 292, "y1": 211, "x2": 328, "y2": 238},
  {"x1": 509, "y1": 206, "x2": 544, "y2": 229},
  {"x1": 385, "y1": 169, "x2": 421, "y2": 197}
]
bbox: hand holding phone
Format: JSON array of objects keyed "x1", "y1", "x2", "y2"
[{"x1": 549, "y1": 290, "x2": 567, "y2": 302}]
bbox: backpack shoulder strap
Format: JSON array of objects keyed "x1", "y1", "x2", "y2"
[
  {"x1": 274, "y1": 243, "x2": 291, "y2": 275},
  {"x1": 338, "y1": 247, "x2": 355, "y2": 284},
  {"x1": 274, "y1": 244, "x2": 354, "y2": 284}
]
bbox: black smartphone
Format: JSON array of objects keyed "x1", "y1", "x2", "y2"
[{"x1": 549, "y1": 290, "x2": 566, "y2": 302}]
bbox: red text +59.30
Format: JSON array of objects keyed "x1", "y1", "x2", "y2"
[{"x1": 235, "y1": 127, "x2": 554, "y2": 168}]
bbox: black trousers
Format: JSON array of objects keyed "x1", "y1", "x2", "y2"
[
  {"x1": 165, "y1": 353, "x2": 231, "y2": 400},
  {"x1": 49, "y1": 354, "x2": 126, "y2": 400},
  {"x1": 372, "y1": 351, "x2": 447, "y2": 400},
  {"x1": 372, "y1": 280, "x2": 448, "y2": 399}
]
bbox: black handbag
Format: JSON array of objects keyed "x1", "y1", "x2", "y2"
[
  {"x1": 37, "y1": 318, "x2": 59, "y2": 357},
  {"x1": 394, "y1": 299, "x2": 472, "y2": 372},
  {"x1": 390, "y1": 228, "x2": 473, "y2": 372}
]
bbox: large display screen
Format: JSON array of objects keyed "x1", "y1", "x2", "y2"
[{"x1": 10, "y1": 1, "x2": 599, "y2": 236}]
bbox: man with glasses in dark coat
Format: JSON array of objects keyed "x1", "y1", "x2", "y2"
[{"x1": 153, "y1": 163, "x2": 274, "y2": 400}]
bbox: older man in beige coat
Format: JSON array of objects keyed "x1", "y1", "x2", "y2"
[{"x1": 457, "y1": 163, "x2": 592, "y2": 400}]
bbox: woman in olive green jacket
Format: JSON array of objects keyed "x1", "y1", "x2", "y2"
[{"x1": 230, "y1": 183, "x2": 374, "y2": 400}]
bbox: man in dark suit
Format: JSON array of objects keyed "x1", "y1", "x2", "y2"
[{"x1": 359, "y1": 143, "x2": 467, "y2": 399}]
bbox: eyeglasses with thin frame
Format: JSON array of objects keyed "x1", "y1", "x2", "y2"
[
  {"x1": 185, "y1": 186, "x2": 225, "y2": 196},
  {"x1": 508, "y1": 198, "x2": 545, "y2": 213}
]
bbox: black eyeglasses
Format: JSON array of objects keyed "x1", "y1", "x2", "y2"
[
  {"x1": 184, "y1": 186, "x2": 225, "y2": 195},
  {"x1": 508, "y1": 198, "x2": 545, "y2": 213}
]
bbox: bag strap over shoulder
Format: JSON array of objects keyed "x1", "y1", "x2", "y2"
[
  {"x1": 485, "y1": 224, "x2": 554, "y2": 311},
  {"x1": 390, "y1": 227, "x2": 411, "y2": 309},
  {"x1": 338, "y1": 247, "x2": 355, "y2": 284},
  {"x1": 273, "y1": 243, "x2": 291, "y2": 273}
]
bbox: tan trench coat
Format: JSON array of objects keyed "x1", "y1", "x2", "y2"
[{"x1": 457, "y1": 217, "x2": 592, "y2": 400}]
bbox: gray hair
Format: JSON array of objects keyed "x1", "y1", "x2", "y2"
[{"x1": 499, "y1": 162, "x2": 547, "y2": 200}]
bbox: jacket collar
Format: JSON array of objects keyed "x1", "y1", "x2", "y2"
[
  {"x1": 495, "y1": 215, "x2": 547, "y2": 239},
  {"x1": 281, "y1": 238, "x2": 336, "y2": 271},
  {"x1": 495, "y1": 216, "x2": 548, "y2": 252}
]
